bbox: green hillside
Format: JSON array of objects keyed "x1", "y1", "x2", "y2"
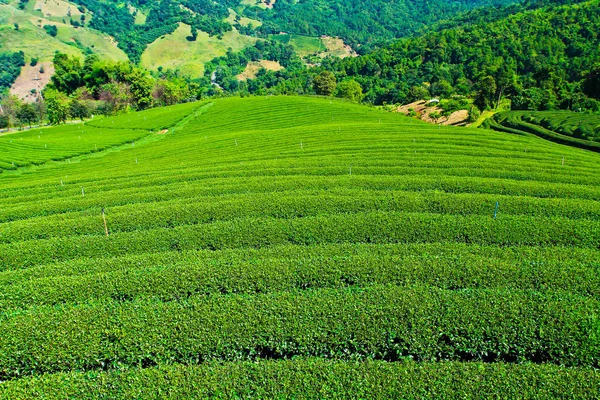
[
  {"x1": 0, "y1": 1, "x2": 127, "y2": 63},
  {"x1": 0, "y1": 96, "x2": 599, "y2": 396}
]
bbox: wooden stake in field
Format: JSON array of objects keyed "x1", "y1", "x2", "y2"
[
  {"x1": 562, "y1": 156, "x2": 565, "y2": 166},
  {"x1": 82, "y1": 187, "x2": 85, "y2": 197},
  {"x1": 102, "y1": 208, "x2": 109, "y2": 237}
]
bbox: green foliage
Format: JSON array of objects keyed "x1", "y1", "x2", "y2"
[
  {"x1": 0, "y1": 96, "x2": 599, "y2": 394},
  {"x1": 0, "y1": 51, "x2": 25, "y2": 92},
  {"x1": 45, "y1": 90, "x2": 71, "y2": 125},
  {"x1": 1, "y1": 360, "x2": 599, "y2": 399},
  {"x1": 336, "y1": 79, "x2": 363, "y2": 102},
  {"x1": 249, "y1": 0, "x2": 600, "y2": 108},
  {"x1": 474, "y1": 76, "x2": 497, "y2": 110},
  {"x1": 313, "y1": 71, "x2": 336, "y2": 96},
  {"x1": 251, "y1": 0, "x2": 520, "y2": 50},
  {"x1": 583, "y1": 65, "x2": 600, "y2": 100},
  {"x1": 15, "y1": 103, "x2": 37, "y2": 127}
]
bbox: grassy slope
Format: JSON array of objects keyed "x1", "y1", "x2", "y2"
[
  {"x1": 0, "y1": 2, "x2": 127, "y2": 62},
  {"x1": 140, "y1": 23, "x2": 258, "y2": 76},
  {"x1": 0, "y1": 96, "x2": 598, "y2": 395}
]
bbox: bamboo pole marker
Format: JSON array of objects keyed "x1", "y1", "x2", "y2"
[
  {"x1": 102, "y1": 208, "x2": 109, "y2": 237},
  {"x1": 562, "y1": 156, "x2": 564, "y2": 166},
  {"x1": 60, "y1": 179, "x2": 63, "y2": 186},
  {"x1": 82, "y1": 187, "x2": 85, "y2": 197}
]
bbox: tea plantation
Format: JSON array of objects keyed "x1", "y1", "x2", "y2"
[
  {"x1": 0, "y1": 96, "x2": 599, "y2": 398},
  {"x1": 483, "y1": 111, "x2": 600, "y2": 152}
]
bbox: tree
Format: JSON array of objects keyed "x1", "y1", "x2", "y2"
[
  {"x1": 45, "y1": 90, "x2": 70, "y2": 124},
  {"x1": 406, "y1": 85, "x2": 430, "y2": 103},
  {"x1": 583, "y1": 66, "x2": 600, "y2": 100},
  {"x1": 0, "y1": 114, "x2": 9, "y2": 129},
  {"x1": 13, "y1": 23, "x2": 19, "y2": 31},
  {"x1": 336, "y1": 79, "x2": 363, "y2": 101},
  {"x1": 127, "y1": 68, "x2": 154, "y2": 109},
  {"x1": 188, "y1": 25, "x2": 198, "y2": 41},
  {"x1": 313, "y1": 71, "x2": 336, "y2": 96},
  {"x1": 431, "y1": 80, "x2": 454, "y2": 98},
  {"x1": 16, "y1": 103, "x2": 38, "y2": 127},
  {"x1": 43, "y1": 25, "x2": 58, "y2": 37},
  {"x1": 69, "y1": 99, "x2": 91, "y2": 120},
  {"x1": 494, "y1": 65, "x2": 516, "y2": 108},
  {"x1": 474, "y1": 75, "x2": 497, "y2": 110},
  {"x1": 50, "y1": 53, "x2": 83, "y2": 94}
]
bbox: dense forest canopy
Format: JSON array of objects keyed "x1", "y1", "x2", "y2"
[
  {"x1": 229, "y1": 0, "x2": 600, "y2": 112},
  {"x1": 250, "y1": 0, "x2": 521, "y2": 51}
]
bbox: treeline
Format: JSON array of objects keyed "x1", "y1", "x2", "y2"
[{"x1": 0, "y1": 52, "x2": 201, "y2": 128}]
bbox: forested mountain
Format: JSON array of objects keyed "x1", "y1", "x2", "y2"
[
  {"x1": 246, "y1": 0, "x2": 521, "y2": 51},
  {"x1": 3, "y1": 0, "x2": 520, "y2": 64},
  {"x1": 234, "y1": 0, "x2": 600, "y2": 111}
]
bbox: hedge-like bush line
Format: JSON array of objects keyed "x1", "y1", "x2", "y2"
[
  {"x1": 0, "y1": 285, "x2": 598, "y2": 380},
  {"x1": 1, "y1": 360, "x2": 599, "y2": 399},
  {"x1": 1, "y1": 242, "x2": 599, "y2": 310}
]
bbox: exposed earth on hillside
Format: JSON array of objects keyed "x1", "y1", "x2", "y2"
[
  {"x1": 10, "y1": 62, "x2": 54, "y2": 103},
  {"x1": 397, "y1": 101, "x2": 469, "y2": 126}
]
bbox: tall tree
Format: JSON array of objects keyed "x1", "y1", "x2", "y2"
[{"x1": 313, "y1": 71, "x2": 337, "y2": 96}]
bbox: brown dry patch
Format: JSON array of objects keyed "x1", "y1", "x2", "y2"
[
  {"x1": 320, "y1": 36, "x2": 357, "y2": 59},
  {"x1": 396, "y1": 101, "x2": 469, "y2": 126},
  {"x1": 10, "y1": 62, "x2": 54, "y2": 103},
  {"x1": 33, "y1": 0, "x2": 84, "y2": 18},
  {"x1": 241, "y1": 0, "x2": 275, "y2": 9},
  {"x1": 444, "y1": 110, "x2": 469, "y2": 126},
  {"x1": 237, "y1": 60, "x2": 284, "y2": 80}
]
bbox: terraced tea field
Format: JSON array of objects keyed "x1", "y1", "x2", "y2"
[
  {"x1": 0, "y1": 96, "x2": 599, "y2": 397},
  {"x1": 483, "y1": 110, "x2": 600, "y2": 152}
]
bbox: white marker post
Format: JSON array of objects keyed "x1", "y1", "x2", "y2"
[{"x1": 102, "y1": 208, "x2": 109, "y2": 237}]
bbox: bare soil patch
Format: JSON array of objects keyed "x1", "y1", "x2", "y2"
[
  {"x1": 10, "y1": 62, "x2": 54, "y2": 103},
  {"x1": 396, "y1": 101, "x2": 469, "y2": 126},
  {"x1": 237, "y1": 60, "x2": 284, "y2": 80}
]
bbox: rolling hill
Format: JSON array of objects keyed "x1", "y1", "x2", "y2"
[{"x1": 0, "y1": 96, "x2": 598, "y2": 397}]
